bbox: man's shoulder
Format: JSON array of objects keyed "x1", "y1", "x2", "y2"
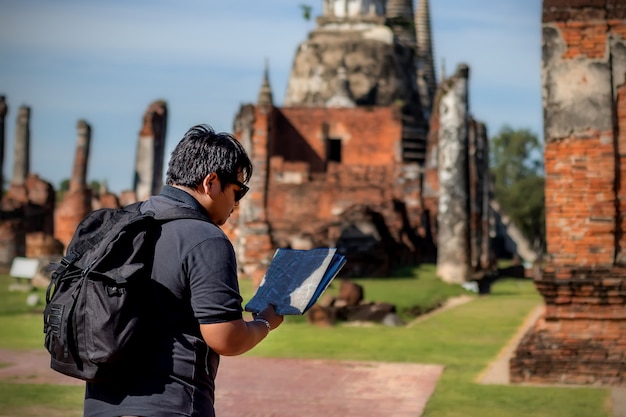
[{"x1": 143, "y1": 196, "x2": 223, "y2": 236}]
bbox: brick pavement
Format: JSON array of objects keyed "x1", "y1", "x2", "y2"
[
  {"x1": 215, "y1": 356, "x2": 444, "y2": 417},
  {"x1": 0, "y1": 348, "x2": 444, "y2": 416}
]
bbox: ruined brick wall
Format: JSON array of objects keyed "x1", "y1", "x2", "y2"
[
  {"x1": 274, "y1": 107, "x2": 403, "y2": 169},
  {"x1": 233, "y1": 104, "x2": 433, "y2": 279},
  {"x1": 24, "y1": 174, "x2": 56, "y2": 236},
  {"x1": 511, "y1": 0, "x2": 626, "y2": 385},
  {"x1": 0, "y1": 174, "x2": 59, "y2": 266}
]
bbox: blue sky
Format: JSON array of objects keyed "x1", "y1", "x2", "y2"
[{"x1": 0, "y1": 0, "x2": 542, "y2": 194}]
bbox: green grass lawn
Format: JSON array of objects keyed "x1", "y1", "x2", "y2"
[{"x1": 0, "y1": 265, "x2": 613, "y2": 417}]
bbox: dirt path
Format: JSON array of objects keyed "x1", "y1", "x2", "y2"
[
  {"x1": 477, "y1": 304, "x2": 544, "y2": 385},
  {"x1": 0, "y1": 348, "x2": 82, "y2": 385},
  {"x1": 0, "y1": 349, "x2": 444, "y2": 417}
]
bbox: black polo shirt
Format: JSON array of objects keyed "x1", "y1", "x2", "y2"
[{"x1": 85, "y1": 186, "x2": 243, "y2": 417}]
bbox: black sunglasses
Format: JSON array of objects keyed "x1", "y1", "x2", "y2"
[{"x1": 230, "y1": 179, "x2": 250, "y2": 201}]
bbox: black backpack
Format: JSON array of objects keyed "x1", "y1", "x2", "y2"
[{"x1": 43, "y1": 202, "x2": 208, "y2": 382}]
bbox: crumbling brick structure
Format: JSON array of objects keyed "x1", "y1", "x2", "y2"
[
  {"x1": 510, "y1": 0, "x2": 626, "y2": 385},
  {"x1": 0, "y1": 103, "x2": 60, "y2": 268},
  {"x1": 0, "y1": 0, "x2": 497, "y2": 286},
  {"x1": 231, "y1": 0, "x2": 496, "y2": 285},
  {"x1": 233, "y1": 100, "x2": 431, "y2": 283}
]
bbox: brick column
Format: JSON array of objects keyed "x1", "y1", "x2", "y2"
[
  {"x1": 134, "y1": 100, "x2": 167, "y2": 201},
  {"x1": 8, "y1": 106, "x2": 30, "y2": 203},
  {"x1": 54, "y1": 120, "x2": 93, "y2": 249},
  {"x1": 436, "y1": 64, "x2": 470, "y2": 284},
  {"x1": 510, "y1": 0, "x2": 626, "y2": 385},
  {"x1": 69, "y1": 120, "x2": 90, "y2": 192},
  {"x1": 233, "y1": 103, "x2": 275, "y2": 285}
]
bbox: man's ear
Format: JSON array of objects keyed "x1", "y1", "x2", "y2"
[{"x1": 202, "y1": 172, "x2": 220, "y2": 196}]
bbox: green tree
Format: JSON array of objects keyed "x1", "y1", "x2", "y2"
[
  {"x1": 56, "y1": 178, "x2": 70, "y2": 203},
  {"x1": 56, "y1": 179, "x2": 102, "y2": 202},
  {"x1": 89, "y1": 180, "x2": 101, "y2": 194},
  {"x1": 490, "y1": 126, "x2": 545, "y2": 255},
  {"x1": 59, "y1": 179, "x2": 70, "y2": 193}
]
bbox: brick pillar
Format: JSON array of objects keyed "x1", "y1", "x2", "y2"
[
  {"x1": 510, "y1": 0, "x2": 626, "y2": 385},
  {"x1": 70, "y1": 120, "x2": 90, "y2": 192},
  {"x1": 134, "y1": 100, "x2": 167, "y2": 201},
  {"x1": 233, "y1": 103, "x2": 275, "y2": 285},
  {"x1": 436, "y1": 64, "x2": 470, "y2": 284},
  {"x1": 468, "y1": 120, "x2": 494, "y2": 274},
  {"x1": 7, "y1": 106, "x2": 31, "y2": 203},
  {"x1": 54, "y1": 120, "x2": 93, "y2": 249}
]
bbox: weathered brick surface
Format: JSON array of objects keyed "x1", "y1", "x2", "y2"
[
  {"x1": 556, "y1": 21, "x2": 608, "y2": 59},
  {"x1": 511, "y1": 313, "x2": 626, "y2": 385},
  {"x1": 511, "y1": 267, "x2": 626, "y2": 385},
  {"x1": 54, "y1": 188, "x2": 93, "y2": 249},
  {"x1": 544, "y1": 134, "x2": 616, "y2": 267},
  {"x1": 543, "y1": 0, "x2": 626, "y2": 22}
]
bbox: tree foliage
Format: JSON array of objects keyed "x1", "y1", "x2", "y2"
[
  {"x1": 56, "y1": 178, "x2": 102, "y2": 202},
  {"x1": 300, "y1": 4, "x2": 312, "y2": 21},
  {"x1": 490, "y1": 126, "x2": 545, "y2": 252},
  {"x1": 59, "y1": 179, "x2": 70, "y2": 193}
]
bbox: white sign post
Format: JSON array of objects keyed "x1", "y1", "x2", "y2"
[{"x1": 8, "y1": 257, "x2": 40, "y2": 291}]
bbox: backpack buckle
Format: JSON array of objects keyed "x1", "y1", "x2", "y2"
[{"x1": 61, "y1": 252, "x2": 80, "y2": 267}]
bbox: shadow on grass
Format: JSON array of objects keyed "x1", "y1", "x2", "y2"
[
  {"x1": 357, "y1": 264, "x2": 437, "y2": 280},
  {"x1": 478, "y1": 265, "x2": 535, "y2": 296}
]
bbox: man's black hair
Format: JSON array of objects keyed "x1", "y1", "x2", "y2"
[{"x1": 165, "y1": 124, "x2": 252, "y2": 188}]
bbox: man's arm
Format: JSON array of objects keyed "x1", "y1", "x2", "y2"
[{"x1": 200, "y1": 305, "x2": 283, "y2": 356}]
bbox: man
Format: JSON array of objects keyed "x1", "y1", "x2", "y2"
[{"x1": 84, "y1": 124, "x2": 283, "y2": 417}]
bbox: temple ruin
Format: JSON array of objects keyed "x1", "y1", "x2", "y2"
[
  {"x1": 230, "y1": 0, "x2": 495, "y2": 284},
  {"x1": 510, "y1": 0, "x2": 626, "y2": 385},
  {"x1": 1, "y1": 0, "x2": 496, "y2": 291},
  {"x1": 0, "y1": 98, "x2": 168, "y2": 269},
  {"x1": 2, "y1": 0, "x2": 625, "y2": 388}
]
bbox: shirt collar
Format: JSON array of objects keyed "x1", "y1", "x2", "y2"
[{"x1": 160, "y1": 185, "x2": 209, "y2": 216}]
